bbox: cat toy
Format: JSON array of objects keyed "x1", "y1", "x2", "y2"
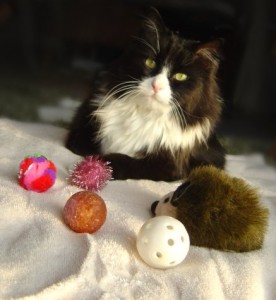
[
  {"x1": 136, "y1": 216, "x2": 190, "y2": 269},
  {"x1": 63, "y1": 191, "x2": 107, "y2": 233},
  {"x1": 18, "y1": 154, "x2": 56, "y2": 192},
  {"x1": 151, "y1": 165, "x2": 269, "y2": 252},
  {"x1": 69, "y1": 156, "x2": 113, "y2": 191}
]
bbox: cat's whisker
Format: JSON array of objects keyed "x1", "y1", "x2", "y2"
[
  {"x1": 114, "y1": 85, "x2": 139, "y2": 95},
  {"x1": 109, "y1": 84, "x2": 137, "y2": 94},
  {"x1": 101, "y1": 83, "x2": 127, "y2": 103},
  {"x1": 128, "y1": 75, "x2": 141, "y2": 82},
  {"x1": 145, "y1": 18, "x2": 160, "y2": 54},
  {"x1": 171, "y1": 98, "x2": 187, "y2": 129},
  {"x1": 171, "y1": 96, "x2": 184, "y2": 128},
  {"x1": 183, "y1": 110, "x2": 205, "y2": 120},
  {"x1": 136, "y1": 86, "x2": 150, "y2": 94},
  {"x1": 101, "y1": 83, "x2": 138, "y2": 106},
  {"x1": 105, "y1": 83, "x2": 136, "y2": 98},
  {"x1": 104, "y1": 81, "x2": 138, "y2": 97},
  {"x1": 106, "y1": 87, "x2": 140, "y2": 104},
  {"x1": 173, "y1": 92, "x2": 205, "y2": 120},
  {"x1": 117, "y1": 89, "x2": 141, "y2": 101},
  {"x1": 121, "y1": 80, "x2": 140, "y2": 84},
  {"x1": 133, "y1": 36, "x2": 157, "y2": 56}
]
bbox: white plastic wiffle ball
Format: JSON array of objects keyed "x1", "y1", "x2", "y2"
[{"x1": 136, "y1": 216, "x2": 190, "y2": 269}]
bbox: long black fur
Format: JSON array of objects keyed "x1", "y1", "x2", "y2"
[{"x1": 66, "y1": 9, "x2": 225, "y2": 181}]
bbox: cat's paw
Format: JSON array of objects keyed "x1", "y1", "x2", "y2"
[{"x1": 101, "y1": 153, "x2": 131, "y2": 180}]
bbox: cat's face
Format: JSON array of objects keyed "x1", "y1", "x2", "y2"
[
  {"x1": 101, "y1": 11, "x2": 222, "y2": 129},
  {"x1": 137, "y1": 66, "x2": 172, "y2": 113}
]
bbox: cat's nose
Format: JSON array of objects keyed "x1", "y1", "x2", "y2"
[{"x1": 152, "y1": 80, "x2": 163, "y2": 93}]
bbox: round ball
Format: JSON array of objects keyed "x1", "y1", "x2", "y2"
[
  {"x1": 136, "y1": 216, "x2": 190, "y2": 269},
  {"x1": 18, "y1": 154, "x2": 56, "y2": 193},
  {"x1": 63, "y1": 191, "x2": 107, "y2": 233},
  {"x1": 69, "y1": 156, "x2": 113, "y2": 191}
]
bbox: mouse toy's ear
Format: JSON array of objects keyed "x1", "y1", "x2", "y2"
[{"x1": 171, "y1": 181, "x2": 191, "y2": 207}]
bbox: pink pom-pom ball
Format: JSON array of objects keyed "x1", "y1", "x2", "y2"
[{"x1": 69, "y1": 156, "x2": 113, "y2": 191}]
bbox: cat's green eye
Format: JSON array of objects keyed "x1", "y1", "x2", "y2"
[
  {"x1": 174, "y1": 73, "x2": 188, "y2": 81},
  {"x1": 145, "y1": 58, "x2": 156, "y2": 69}
]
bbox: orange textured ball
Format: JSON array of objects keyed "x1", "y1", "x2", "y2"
[{"x1": 63, "y1": 191, "x2": 107, "y2": 233}]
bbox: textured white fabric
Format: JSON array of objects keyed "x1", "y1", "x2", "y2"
[{"x1": 0, "y1": 118, "x2": 275, "y2": 300}]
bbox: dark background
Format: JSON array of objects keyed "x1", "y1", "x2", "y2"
[{"x1": 0, "y1": 0, "x2": 275, "y2": 159}]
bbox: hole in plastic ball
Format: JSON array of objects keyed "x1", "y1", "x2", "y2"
[
  {"x1": 168, "y1": 239, "x2": 174, "y2": 246},
  {"x1": 156, "y1": 252, "x2": 162, "y2": 258},
  {"x1": 181, "y1": 236, "x2": 185, "y2": 242},
  {"x1": 167, "y1": 225, "x2": 174, "y2": 230},
  {"x1": 170, "y1": 261, "x2": 176, "y2": 265}
]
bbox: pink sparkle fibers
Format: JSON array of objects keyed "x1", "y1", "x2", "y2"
[{"x1": 69, "y1": 156, "x2": 113, "y2": 191}]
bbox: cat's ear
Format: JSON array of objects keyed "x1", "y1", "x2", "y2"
[{"x1": 195, "y1": 39, "x2": 224, "y2": 67}]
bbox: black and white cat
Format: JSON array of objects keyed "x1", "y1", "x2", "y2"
[{"x1": 66, "y1": 9, "x2": 225, "y2": 181}]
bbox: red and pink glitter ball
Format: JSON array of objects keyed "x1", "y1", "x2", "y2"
[
  {"x1": 18, "y1": 154, "x2": 56, "y2": 192},
  {"x1": 69, "y1": 156, "x2": 113, "y2": 191},
  {"x1": 63, "y1": 191, "x2": 107, "y2": 233}
]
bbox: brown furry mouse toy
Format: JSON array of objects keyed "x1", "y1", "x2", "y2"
[{"x1": 151, "y1": 165, "x2": 269, "y2": 252}]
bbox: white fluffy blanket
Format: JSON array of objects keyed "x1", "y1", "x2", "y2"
[{"x1": 0, "y1": 118, "x2": 275, "y2": 300}]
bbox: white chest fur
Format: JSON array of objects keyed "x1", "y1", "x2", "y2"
[{"x1": 93, "y1": 98, "x2": 211, "y2": 157}]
